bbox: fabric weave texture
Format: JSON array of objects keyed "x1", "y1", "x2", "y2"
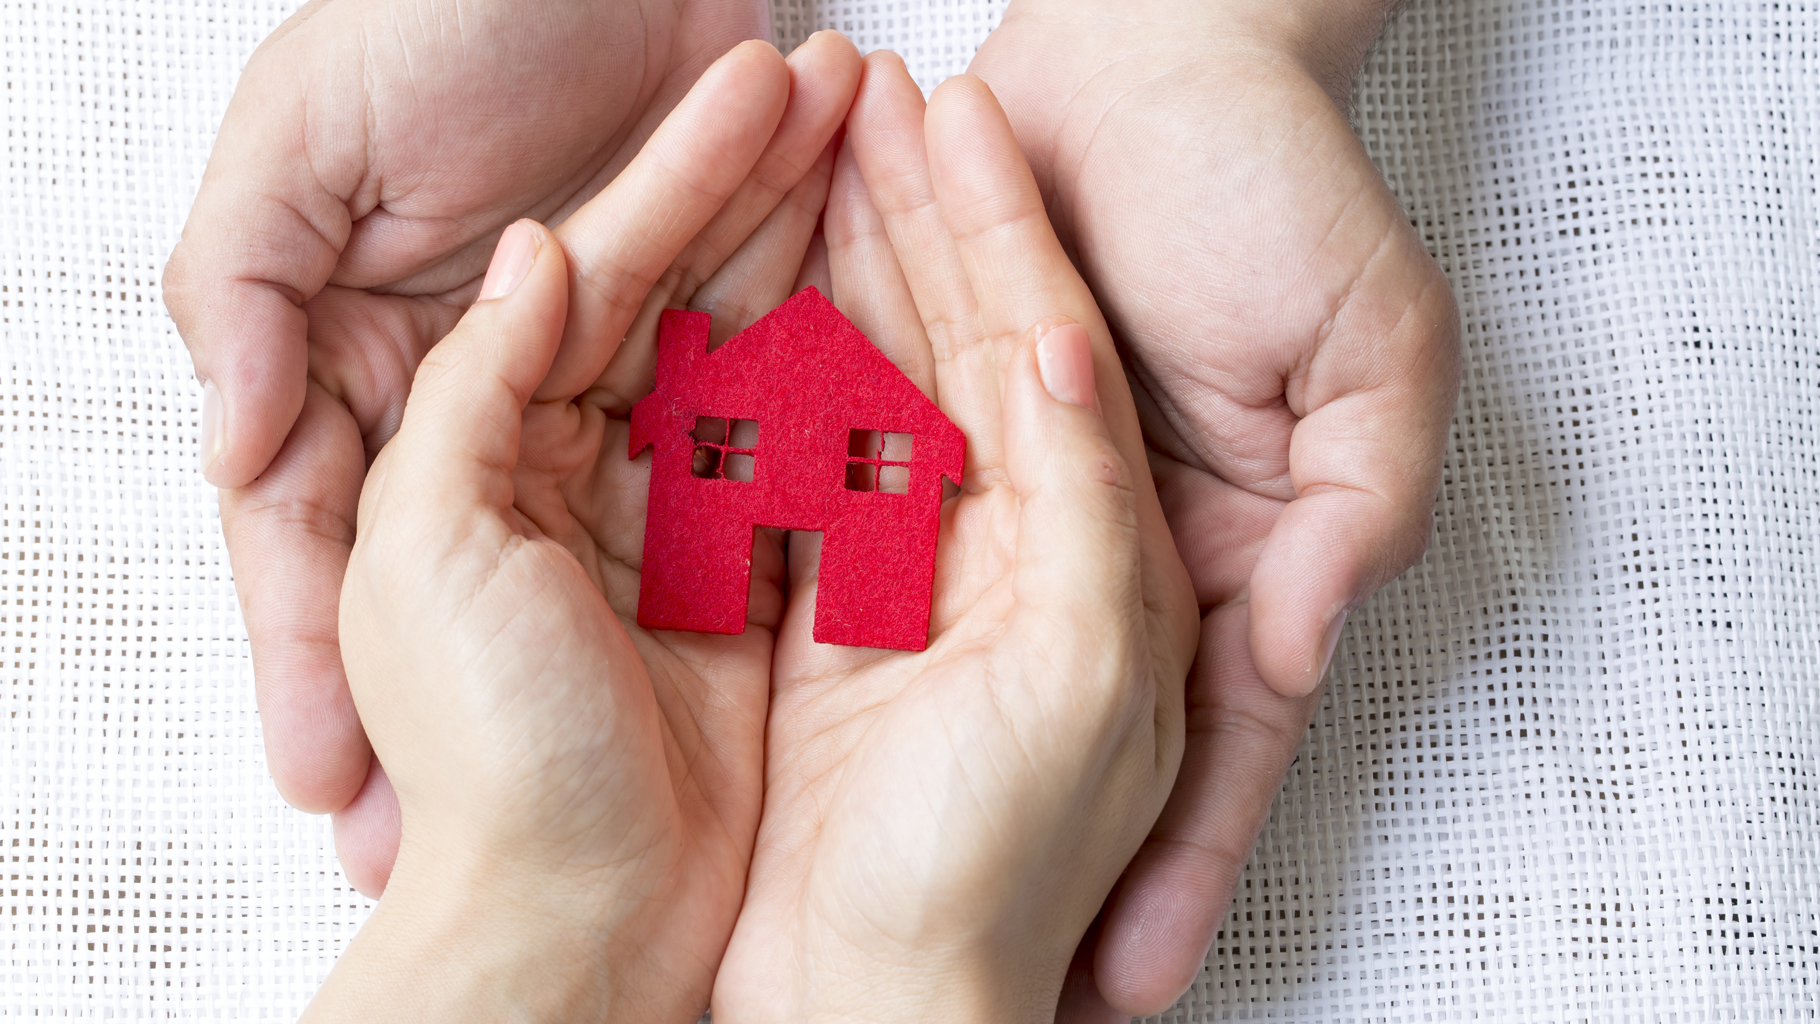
[{"x1": 3, "y1": 0, "x2": 1815, "y2": 1018}]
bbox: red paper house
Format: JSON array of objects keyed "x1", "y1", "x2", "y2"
[{"x1": 629, "y1": 287, "x2": 965, "y2": 651}]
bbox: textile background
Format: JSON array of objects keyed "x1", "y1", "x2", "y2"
[{"x1": 3, "y1": 0, "x2": 1815, "y2": 1018}]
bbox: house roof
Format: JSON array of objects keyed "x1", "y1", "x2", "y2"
[{"x1": 630, "y1": 287, "x2": 965, "y2": 485}]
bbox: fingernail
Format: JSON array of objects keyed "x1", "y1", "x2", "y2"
[
  {"x1": 478, "y1": 220, "x2": 537, "y2": 301},
  {"x1": 199, "y1": 380, "x2": 225, "y2": 481},
  {"x1": 1036, "y1": 322, "x2": 1098, "y2": 411},
  {"x1": 1315, "y1": 606, "x2": 1349, "y2": 685}
]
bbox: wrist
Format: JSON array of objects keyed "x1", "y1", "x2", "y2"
[
  {"x1": 786, "y1": 930, "x2": 1073, "y2": 1024},
  {"x1": 797, "y1": 971, "x2": 1046, "y2": 1024},
  {"x1": 302, "y1": 844, "x2": 646, "y2": 1024}
]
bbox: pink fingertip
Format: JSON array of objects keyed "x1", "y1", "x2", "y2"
[
  {"x1": 478, "y1": 221, "x2": 537, "y2": 301},
  {"x1": 1036, "y1": 322, "x2": 1098, "y2": 411}
]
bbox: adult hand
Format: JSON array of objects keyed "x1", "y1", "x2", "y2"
[
  {"x1": 162, "y1": 0, "x2": 858, "y2": 893},
  {"x1": 711, "y1": 54, "x2": 1200, "y2": 1022},
  {"x1": 969, "y1": 1, "x2": 1463, "y2": 1016},
  {"x1": 309, "y1": 42, "x2": 849, "y2": 1022}
]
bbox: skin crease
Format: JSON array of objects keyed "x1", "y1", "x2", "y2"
[
  {"x1": 968, "y1": 1, "x2": 1462, "y2": 1016},
  {"x1": 310, "y1": 56, "x2": 1199, "y2": 1024},
  {"x1": 164, "y1": 0, "x2": 1462, "y2": 1017}
]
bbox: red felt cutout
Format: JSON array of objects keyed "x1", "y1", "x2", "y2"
[{"x1": 629, "y1": 288, "x2": 965, "y2": 651}]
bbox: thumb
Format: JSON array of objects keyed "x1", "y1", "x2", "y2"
[
  {"x1": 162, "y1": 63, "x2": 361, "y2": 488},
  {"x1": 381, "y1": 220, "x2": 569, "y2": 505},
  {"x1": 1004, "y1": 322, "x2": 1143, "y2": 642},
  {"x1": 1249, "y1": 279, "x2": 1461, "y2": 699}
]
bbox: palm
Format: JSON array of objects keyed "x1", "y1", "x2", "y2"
[
  {"x1": 740, "y1": 477, "x2": 1172, "y2": 965},
  {"x1": 480, "y1": 389, "x2": 778, "y2": 986},
  {"x1": 761, "y1": 485, "x2": 1028, "y2": 890},
  {"x1": 259, "y1": 0, "x2": 768, "y2": 456},
  {"x1": 513, "y1": 391, "x2": 783, "y2": 799},
  {"x1": 976, "y1": 42, "x2": 1432, "y2": 627}
]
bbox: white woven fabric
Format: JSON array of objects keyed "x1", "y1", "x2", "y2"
[{"x1": 4, "y1": 0, "x2": 1816, "y2": 1018}]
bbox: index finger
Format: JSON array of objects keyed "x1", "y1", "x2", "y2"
[
  {"x1": 541, "y1": 35, "x2": 862, "y2": 403},
  {"x1": 535, "y1": 40, "x2": 792, "y2": 400},
  {"x1": 921, "y1": 75, "x2": 1150, "y2": 473}
]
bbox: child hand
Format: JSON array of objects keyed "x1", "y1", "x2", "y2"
[
  {"x1": 712, "y1": 54, "x2": 1201, "y2": 1022},
  {"x1": 304, "y1": 43, "x2": 850, "y2": 1024}
]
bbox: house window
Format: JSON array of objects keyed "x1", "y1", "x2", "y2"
[
  {"x1": 692, "y1": 417, "x2": 758, "y2": 482},
  {"x1": 845, "y1": 429, "x2": 913, "y2": 495}
]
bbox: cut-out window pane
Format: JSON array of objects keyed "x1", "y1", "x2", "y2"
[
  {"x1": 691, "y1": 416, "x2": 758, "y2": 482},
  {"x1": 844, "y1": 427, "x2": 913, "y2": 494},
  {"x1": 693, "y1": 417, "x2": 728, "y2": 444},
  {"x1": 845, "y1": 462, "x2": 878, "y2": 492},
  {"x1": 723, "y1": 452, "x2": 756, "y2": 483},
  {"x1": 877, "y1": 465, "x2": 910, "y2": 495},
  {"x1": 848, "y1": 428, "x2": 881, "y2": 458}
]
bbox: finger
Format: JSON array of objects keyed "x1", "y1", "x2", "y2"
[
  {"x1": 217, "y1": 380, "x2": 368, "y2": 815},
  {"x1": 823, "y1": 135, "x2": 936, "y2": 397},
  {"x1": 331, "y1": 755, "x2": 401, "y2": 900},
  {"x1": 163, "y1": 69, "x2": 358, "y2": 487},
  {"x1": 538, "y1": 41, "x2": 788, "y2": 399},
  {"x1": 924, "y1": 72, "x2": 1194, "y2": 659},
  {"x1": 301, "y1": 286, "x2": 467, "y2": 455},
  {"x1": 589, "y1": 32, "x2": 861, "y2": 409},
  {"x1": 661, "y1": 31, "x2": 860, "y2": 311},
  {"x1": 792, "y1": 231, "x2": 832, "y2": 295},
  {"x1": 1055, "y1": 919, "x2": 1133, "y2": 1024},
  {"x1": 384, "y1": 220, "x2": 570, "y2": 511},
  {"x1": 1002, "y1": 324, "x2": 1142, "y2": 641},
  {"x1": 922, "y1": 74, "x2": 1148, "y2": 471},
  {"x1": 1091, "y1": 603, "x2": 1317, "y2": 1016},
  {"x1": 845, "y1": 51, "x2": 1002, "y2": 473},
  {"x1": 221, "y1": 290, "x2": 462, "y2": 822},
  {"x1": 1150, "y1": 456, "x2": 1281, "y2": 607},
  {"x1": 563, "y1": 141, "x2": 836, "y2": 615},
  {"x1": 1251, "y1": 242, "x2": 1461, "y2": 696},
  {"x1": 689, "y1": 137, "x2": 838, "y2": 348},
  {"x1": 562, "y1": 136, "x2": 832, "y2": 560},
  {"x1": 545, "y1": 35, "x2": 860, "y2": 402}
]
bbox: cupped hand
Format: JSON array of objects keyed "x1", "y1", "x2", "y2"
[
  {"x1": 163, "y1": 1, "x2": 861, "y2": 892},
  {"x1": 969, "y1": 1, "x2": 1463, "y2": 1015},
  {"x1": 309, "y1": 44, "x2": 851, "y2": 1023},
  {"x1": 710, "y1": 54, "x2": 1200, "y2": 1023}
]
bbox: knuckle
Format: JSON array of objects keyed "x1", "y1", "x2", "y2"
[
  {"x1": 1073, "y1": 434, "x2": 1140, "y2": 514},
  {"x1": 1148, "y1": 830, "x2": 1257, "y2": 888},
  {"x1": 1373, "y1": 495, "x2": 1437, "y2": 583},
  {"x1": 160, "y1": 247, "x2": 200, "y2": 330},
  {"x1": 1399, "y1": 509, "x2": 1436, "y2": 566},
  {"x1": 1185, "y1": 700, "x2": 1309, "y2": 773}
]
